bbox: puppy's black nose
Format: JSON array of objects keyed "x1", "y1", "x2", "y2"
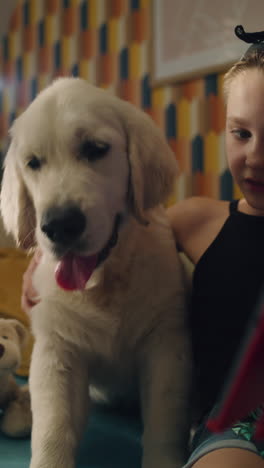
[
  {"x1": 41, "y1": 206, "x2": 86, "y2": 245},
  {"x1": 0, "y1": 344, "x2": 5, "y2": 358}
]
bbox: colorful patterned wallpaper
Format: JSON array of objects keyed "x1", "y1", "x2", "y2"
[{"x1": 0, "y1": 0, "x2": 239, "y2": 202}]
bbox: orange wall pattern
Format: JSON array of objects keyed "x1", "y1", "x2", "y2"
[{"x1": 0, "y1": 0, "x2": 239, "y2": 203}]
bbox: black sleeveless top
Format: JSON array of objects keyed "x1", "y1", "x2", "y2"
[{"x1": 190, "y1": 200, "x2": 264, "y2": 414}]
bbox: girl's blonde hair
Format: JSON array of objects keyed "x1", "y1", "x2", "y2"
[{"x1": 223, "y1": 48, "x2": 264, "y2": 101}]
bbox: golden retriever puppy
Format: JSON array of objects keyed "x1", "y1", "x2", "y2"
[{"x1": 1, "y1": 78, "x2": 191, "y2": 468}]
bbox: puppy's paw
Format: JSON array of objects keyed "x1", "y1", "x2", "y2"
[{"x1": 30, "y1": 458, "x2": 75, "y2": 468}]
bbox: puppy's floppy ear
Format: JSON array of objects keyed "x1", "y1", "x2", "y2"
[
  {"x1": 122, "y1": 104, "x2": 178, "y2": 224},
  {"x1": 0, "y1": 140, "x2": 36, "y2": 249}
]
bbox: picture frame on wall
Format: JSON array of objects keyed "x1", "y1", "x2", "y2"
[{"x1": 151, "y1": 0, "x2": 264, "y2": 86}]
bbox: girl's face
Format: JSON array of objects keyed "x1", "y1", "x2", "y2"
[{"x1": 226, "y1": 68, "x2": 264, "y2": 215}]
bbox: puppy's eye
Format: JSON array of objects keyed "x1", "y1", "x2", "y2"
[
  {"x1": 27, "y1": 156, "x2": 42, "y2": 170},
  {"x1": 2, "y1": 336, "x2": 8, "y2": 340},
  {"x1": 79, "y1": 140, "x2": 110, "y2": 162}
]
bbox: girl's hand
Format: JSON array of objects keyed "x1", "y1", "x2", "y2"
[{"x1": 21, "y1": 249, "x2": 42, "y2": 314}]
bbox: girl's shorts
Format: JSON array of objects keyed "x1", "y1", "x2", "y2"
[{"x1": 182, "y1": 407, "x2": 264, "y2": 468}]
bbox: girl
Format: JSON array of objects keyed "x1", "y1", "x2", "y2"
[{"x1": 168, "y1": 25, "x2": 264, "y2": 468}]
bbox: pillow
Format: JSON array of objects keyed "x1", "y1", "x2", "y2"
[{"x1": 0, "y1": 248, "x2": 33, "y2": 377}]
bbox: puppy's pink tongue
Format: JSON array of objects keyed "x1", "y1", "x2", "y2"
[{"x1": 55, "y1": 253, "x2": 98, "y2": 291}]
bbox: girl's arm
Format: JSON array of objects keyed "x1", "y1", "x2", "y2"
[{"x1": 21, "y1": 249, "x2": 42, "y2": 314}]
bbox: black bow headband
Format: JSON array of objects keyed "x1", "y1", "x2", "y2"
[{"x1": 235, "y1": 25, "x2": 264, "y2": 58}]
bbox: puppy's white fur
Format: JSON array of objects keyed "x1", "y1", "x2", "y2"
[{"x1": 1, "y1": 78, "x2": 191, "y2": 468}]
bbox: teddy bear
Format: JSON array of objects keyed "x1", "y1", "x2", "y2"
[{"x1": 0, "y1": 318, "x2": 32, "y2": 437}]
